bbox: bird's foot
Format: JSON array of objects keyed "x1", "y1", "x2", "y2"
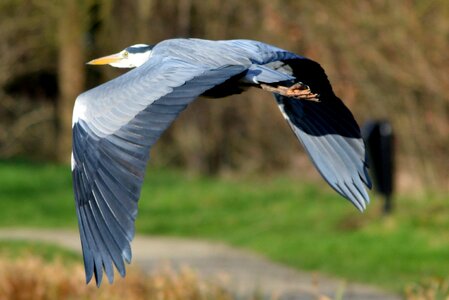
[
  {"x1": 285, "y1": 82, "x2": 320, "y2": 101},
  {"x1": 260, "y1": 82, "x2": 320, "y2": 102}
]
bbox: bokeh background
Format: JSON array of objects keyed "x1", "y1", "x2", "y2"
[
  {"x1": 1, "y1": 0, "x2": 448, "y2": 190},
  {"x1": 0, "y1": 0, "x2": 449, "y2": 299}
]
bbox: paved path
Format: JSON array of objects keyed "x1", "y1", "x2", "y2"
[{"x1": 0, "y1": 229, "x2": 400, "y2": 300}]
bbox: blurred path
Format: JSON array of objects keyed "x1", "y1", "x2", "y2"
[{"x1": 0, "y1": 229, "x2": 400, "y2": 300}]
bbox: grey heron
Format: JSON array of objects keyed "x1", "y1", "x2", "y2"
[{"x1": 72, "y1": 38, "x2": 372, "y2": 286}]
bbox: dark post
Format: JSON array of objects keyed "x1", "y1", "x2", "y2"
[{"x1": 362, "y1": 120, "x2": 395, "y2": 214}]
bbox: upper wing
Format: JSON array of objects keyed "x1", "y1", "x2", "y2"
[
  {"x1": 72, "y1": 56, "x2": 247, "y2": 286},
  {"x1": 275, "y1": 58, "x2": 372, "y2": 210}
]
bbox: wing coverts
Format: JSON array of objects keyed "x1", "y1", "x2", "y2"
[{"x1": 72, "y1": 63, "x2": 247, "y2": 285}]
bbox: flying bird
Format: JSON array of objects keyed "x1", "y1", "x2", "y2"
[{"x1": 72, "y1": 38, "x2": 371, "y2": 286}]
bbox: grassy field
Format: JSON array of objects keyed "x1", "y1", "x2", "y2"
[
  {"x1": 0, "y1": 240, "x2": 80, "y2": 262},
  {"x1": 0, "y1": 160, "x2": 448, "y2": 293}
]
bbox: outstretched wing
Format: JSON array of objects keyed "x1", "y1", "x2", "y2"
[
  {"x1": 72, "y1": 56, "x2": 247, "y2": 286},
  {"x1": 275, "y1": 58, "x2": 372, "y2": 210}
]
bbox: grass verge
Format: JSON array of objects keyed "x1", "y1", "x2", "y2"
[
  {"x1": 0, "y1": 240, "x2": 80, "y2": 262},
  {"x1": 0, "y1": 245, "x2": 236, "y2": 300}
]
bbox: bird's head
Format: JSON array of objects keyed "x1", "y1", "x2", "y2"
[{"x1": 87, "y1": 44, "x2": 153, "y2": 68}]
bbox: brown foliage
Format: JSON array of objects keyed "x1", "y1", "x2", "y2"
[
  {"x1": 404, "y1": 277, "x2": 449, "y2": 300},
  {"x1": 0, "y1": 256, "x2": 236, "y2": 300},
  {"x1": 0, "y1": 0, "x2": 448, "y2": 191}
]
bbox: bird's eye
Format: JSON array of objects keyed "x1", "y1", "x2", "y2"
[{"x1": 123, "y1": 51, "x2": 129, "y2": 58}]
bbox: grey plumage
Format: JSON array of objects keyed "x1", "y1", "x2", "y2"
[{"x1": 72, "y1": 38, "x2": 371, "y2": 286}]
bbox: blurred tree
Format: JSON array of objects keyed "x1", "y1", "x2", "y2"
[
  {"x1": 57, "y1": 0, "x2": 89, "y2": 162},
  {"x1": 0, "y1": 0, "x2": 448, "y2": 191},
  {"x1": 0, "y1": 0, "x2": 57, "y2": 158}
]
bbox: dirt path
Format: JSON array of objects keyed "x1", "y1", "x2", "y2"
[{"x1": 0, "y1": 229, "x2": 400, "y2": 300}]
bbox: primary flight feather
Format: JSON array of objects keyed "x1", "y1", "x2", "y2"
[{"x1": 71, "y1": 38, "x2": 371, "y2": 286}]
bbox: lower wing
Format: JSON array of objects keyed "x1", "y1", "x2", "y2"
[{"x1": 274, "y1": 58, "x2": 371, "y2": 210}]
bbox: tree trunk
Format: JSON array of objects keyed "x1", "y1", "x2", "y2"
[
  {"x1": 56, "y1": 0, "x2": 87, "y2": 163},
  {"x1": 137, "y1": 0, "x2": 154, "y2": 41}
]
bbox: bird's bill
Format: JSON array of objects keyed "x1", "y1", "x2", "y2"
[{"x1": 87, "y1": 53, "x2": 123, "y2": 65}]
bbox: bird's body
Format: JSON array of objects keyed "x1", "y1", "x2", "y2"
[{"x1": 72, "y1": 38, "x2": 371, "y2": 286}]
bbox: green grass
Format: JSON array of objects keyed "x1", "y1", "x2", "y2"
[
  {"x1": 0, "y1": 240, "x2": 80, "y2": 262},
  {"x1": 0, "y1": 159, "x2": 448, "y2": 292}
]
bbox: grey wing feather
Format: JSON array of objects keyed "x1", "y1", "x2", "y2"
[
  {"x1": 72, "y1": 56, "x2": 247, "y2": 286},
  {"x1": 243, "y1": 64, "x2": 294, "y2": 84},
  {"x1": 276, "y1": 95, "x2": 371, "y2": 211},
  {"x1": 274, "y1": 58, "x2": 371, "y2": 210}
]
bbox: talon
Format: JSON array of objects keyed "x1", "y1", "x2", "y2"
[
  {"x1": 260, "y1": 82, "x2": 320, "y2": 102},
  {"x1": 286, "y1": 83, "x2": 320, "y2": 102}
]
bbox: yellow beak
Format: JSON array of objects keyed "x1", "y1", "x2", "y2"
[{"x1": 86, "y1": 53, "x2": 123, "y2": 65}]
